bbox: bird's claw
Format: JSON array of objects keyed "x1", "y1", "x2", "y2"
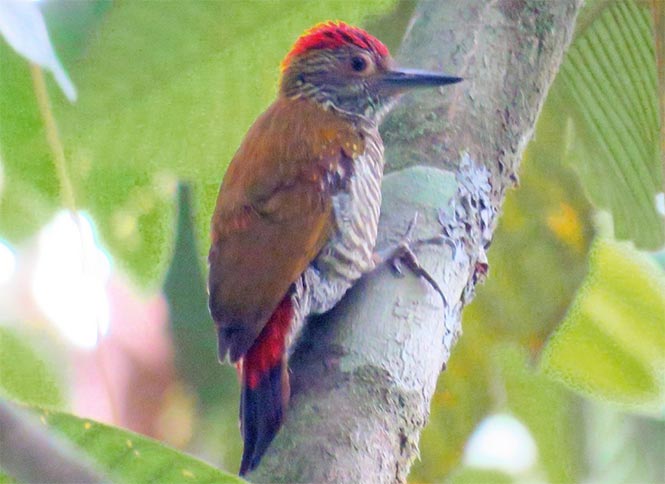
[
  {"x1": 391, "y1": 243, "x2": 447, "y2": 306},
  {"x1": 389, "y1": 240, "x2": 413, "y2": 277},
  {"x1": 375, "y1": 212, "x2": 447, "y2": 307}
]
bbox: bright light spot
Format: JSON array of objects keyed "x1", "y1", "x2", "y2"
[
  {"x1": 32, "y1": 211, "x2": 111, "y2": 349},
  {"x1": 655, "y1": 193, "x2": 665, "y2": 217},
  {"x1": 464, "y1": 413, "x2": 538, "y2": 474},
  {"x1": 0, "y1": 241, "x2": 16, "y2": 285}
]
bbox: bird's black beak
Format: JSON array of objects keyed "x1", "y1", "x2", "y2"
[{"x1": 379, "y1": 68, "x2": 462, "y2": 90}]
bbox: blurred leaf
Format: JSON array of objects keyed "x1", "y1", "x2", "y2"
[
  {"x1": 541, "y1": 238, "x2": 665, "y2": 413},
  {"x1": 417, "y1": 2, "x2": 662, "y2": 481},
  {"x1": 33, "y1": 407, "x2": 244, "y2": 483},
  {"x1": 164, "y1": 183, "x2": 237, "y2": 407},
  {"x1": 0, "y1": 0, "x2": 108, "y2": 245},
  {"x1": 417, "y1": 3, "x2": 661, "y2": 475},
  {"x1": 0, "y1": 0, "x2": 396, "y2": 287},
  {"x1": 0, "y1": 37, "x2": 59, "y2": 242},
  {"x1": 163, "y1": 183, "x2": 243, "y2": 470},
  {"x1": 0, "y1": 327, "x2": 63, "y2": 408},
  {"x1": 498, "y1": 346, "x2": 584, "y2": 483},
  {"x1": 554, "y1": 0, "x2": 664, "y2": 248},
  {"x1": 0, "y1": 0, "x2": 76, "y2": 100},
  {"x1": 473, "y1": 91, "x2": 594, "y2": 344},
  {"x1": 573, "y1": 0, "x2": 615, "y2": 36}
]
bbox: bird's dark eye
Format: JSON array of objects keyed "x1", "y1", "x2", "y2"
[{"x1": 351, "y1": 56, "x2": 367, "y2": 72}]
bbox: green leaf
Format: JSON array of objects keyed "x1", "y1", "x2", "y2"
[
  {"x1": 0, "y1": 1, "x2": 77, "y2": 100},
  {"x1": 32, "y1": 407, "x2": 244, "y2": 483},
  {"x1": 0, "y1": 327, "x2": 63, "y2": 408},
  {"x1": 553, "y1": 0, "x2": 664, "y2": 249},
  {"x1": 0, "y1": 1, "x2": 396, "y2": 287},
  {"x1": 541, "y1": 238, "x2": 665, "y2": 413},
  {"x1": 0, "y1": 37, "x2": 59, "y2": 242}
]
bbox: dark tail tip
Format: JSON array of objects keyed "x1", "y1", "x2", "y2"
[{"x1": 239, "y1": 361, "x2": 289, "y2": 476}]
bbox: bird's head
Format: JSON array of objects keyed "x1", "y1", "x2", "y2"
[{"x1": 280, "y1": 21, "x2": 461, "y2": 122}]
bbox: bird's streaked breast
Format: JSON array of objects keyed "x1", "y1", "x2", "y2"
[{"x1": 304, "y1": 124, "x2": 384, "y2": 314}]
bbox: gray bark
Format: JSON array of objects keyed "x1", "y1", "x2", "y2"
[
  {"x1": 0, "y1": 399, "x2": 106, "y2": 483},
  {"x1": 250, "y1": 1, "x2": 583, "y2": 482}
]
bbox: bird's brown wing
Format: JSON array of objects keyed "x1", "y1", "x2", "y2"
[{"x1": 208, "y1": 97, "x2": 364, "y2": 362}]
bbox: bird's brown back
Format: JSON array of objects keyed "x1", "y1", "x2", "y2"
[{"x1": 208, "y1": 97, "x2": 365, "y2": 361}]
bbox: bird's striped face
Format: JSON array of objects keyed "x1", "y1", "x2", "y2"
[
  {"x1": 280, "y1": 21, "x2": 462, "y2": 122},
  {"x1": 280, "y1": 22, "x2": 397, "y2": 121}
]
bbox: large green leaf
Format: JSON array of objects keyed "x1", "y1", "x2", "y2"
[
  {"x1": 553, "y1": 0, "x2": 663, "y2": 248},
  {"x1": 541, "y1": 237, "x2": 665, "y2": 413},
  {"x1": 0, "y1": 325, "x2": 239, "y2": 482},
  {"x1": 28, "y1": 406, "x2": 243, "y2": 483},
  {"x1": 0, "y1": 327, "x2": 63, "y2": 408},
  {"x1": 0, "y1": 1, "x2": 396, "y2": 287}
]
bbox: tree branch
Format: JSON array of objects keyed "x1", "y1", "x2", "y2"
[{"x1": 250, "y1": 1, "x2": 582, "y2": 482}]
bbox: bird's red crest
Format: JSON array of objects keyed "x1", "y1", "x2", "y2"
[{"x1": 281, "y1": 21, "x2": 389, "y2": 71}]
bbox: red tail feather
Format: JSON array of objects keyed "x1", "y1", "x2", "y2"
[{"x1": 238, "y1": 295, "x2": 293, "y2": 475}]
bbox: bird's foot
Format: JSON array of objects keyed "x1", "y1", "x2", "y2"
[{"x1": 373, "y1": 213, "x2": 447, "y2": 306}]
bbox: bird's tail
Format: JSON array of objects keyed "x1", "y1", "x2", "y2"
[{"x1": 238, "y1": 295, "x2": 293, "y2": 476}]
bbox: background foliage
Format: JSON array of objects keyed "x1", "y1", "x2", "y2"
[{"x1": 0, "y1": 0, "x2": 662, "y2": 482}]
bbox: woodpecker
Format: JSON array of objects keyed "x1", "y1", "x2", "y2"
[{"x1": 208, "y1": 21, "x2": 461, "y2": 475}]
